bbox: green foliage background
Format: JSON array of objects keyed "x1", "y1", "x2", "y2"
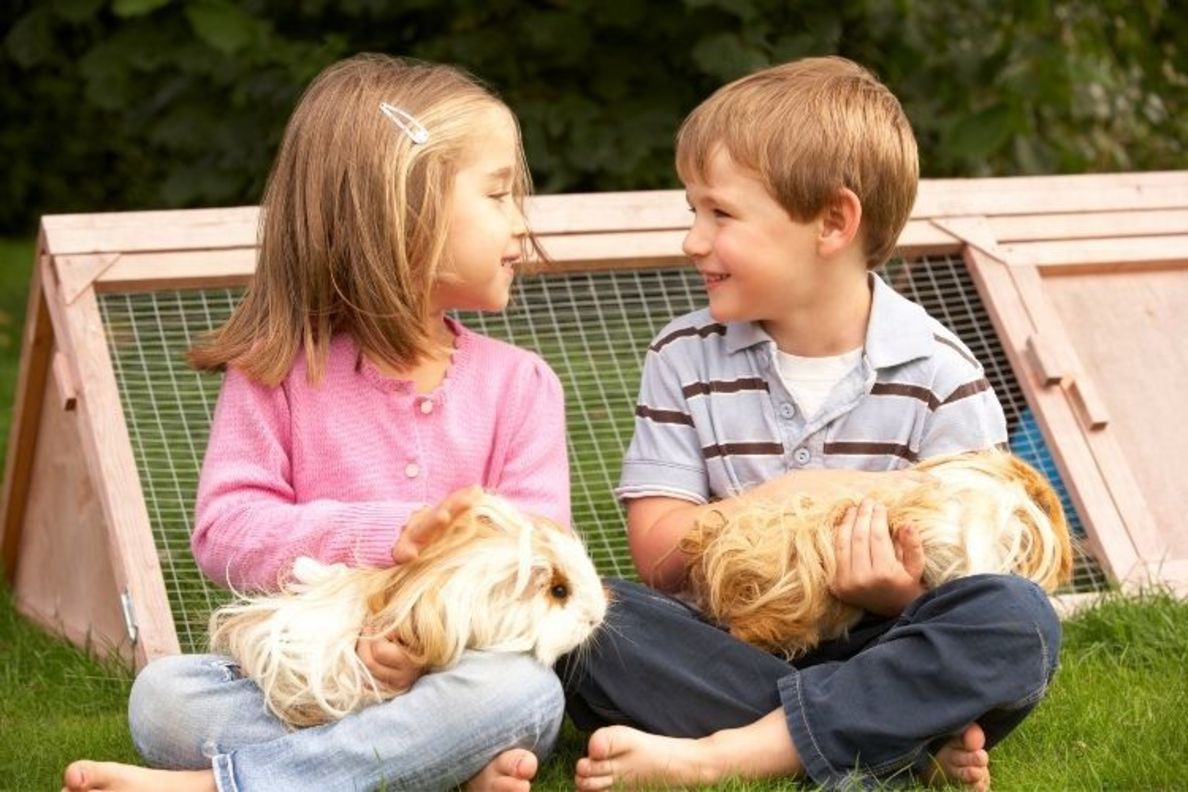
[{"x1": 3, "y1": 0, "x2": 1186, "y2": 233}]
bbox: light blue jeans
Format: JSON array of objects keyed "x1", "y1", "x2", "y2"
[{"x1": 129, "y1": 650, "x2": 564, "y2": 791}]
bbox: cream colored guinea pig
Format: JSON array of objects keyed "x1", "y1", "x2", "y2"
[
  {"x1": 682, "y1": 450, "x2": 1073, "y2": 659},
  {"x1": 209, "y1": 494, "x2": 607, "y2": 728}
]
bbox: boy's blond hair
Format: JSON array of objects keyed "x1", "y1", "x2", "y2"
[
  {"x1": 190, "y1": 54, "x2": 536, "y2": 386},
  {"x1": 676, "y1": 56, "x2": 918, "y2": 268}
]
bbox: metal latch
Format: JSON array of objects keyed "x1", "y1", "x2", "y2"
[{"x1": 120, "y1": 589, "x2": 140, "y2": 645}]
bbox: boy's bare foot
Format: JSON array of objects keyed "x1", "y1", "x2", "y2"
[
  {"x1": 926, "y1": 723, "x2": 991, "y2": 791},
  {"x1": 465, "y1": 748, "x2": 538, "y2": 792},
  {"x1": 574, "y1": 726, "x2": 721, "y2": 790},
  {"x1": 61, "y1": 761, "x2": 216, "y2": 792}
]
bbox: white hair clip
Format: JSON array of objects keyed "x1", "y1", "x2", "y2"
[{"x1": 379, "y1": 102, "x2": 429, "y2": 145}]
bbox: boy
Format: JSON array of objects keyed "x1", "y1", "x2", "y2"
[{"x1": 560, "y1": 57, "x2": 1060, "y2": 791}]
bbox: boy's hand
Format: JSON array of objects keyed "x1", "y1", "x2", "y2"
[
  {"x1": 830, "y1": 498, "x2": 925, "y2": 616},
  {"x1": 392, "y1": 485, "x2": 484, "y2": 564},
  {"x1": 356, "y1": 631, "x2": 423, "y2": 692}
]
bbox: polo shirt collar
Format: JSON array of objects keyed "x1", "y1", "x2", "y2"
[
  {"x1": 864, "y1": 272, "x2": 934, "y2": 369},
  {"x1": 722, "y1": 272, "x2": 934, "y2": 368},
  {"x1": 724, "y1": 319, "x2": 771, "y2": 353}
]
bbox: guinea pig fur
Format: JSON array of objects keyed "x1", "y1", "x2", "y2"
[
  {"x1": 209, "y1": 494, "x2": 607, "y2": 728},
  {"x1": 681, "y1": 450, "x2": 1073, "y2": 659}
]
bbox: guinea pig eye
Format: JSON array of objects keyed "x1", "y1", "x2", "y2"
[{"x1": 549, "y1": 583, "x2": 570, "y2": 601}]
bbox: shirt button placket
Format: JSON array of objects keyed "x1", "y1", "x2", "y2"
[{"x1": 405, "y1": 400, "x2": 432, "y2": 481}]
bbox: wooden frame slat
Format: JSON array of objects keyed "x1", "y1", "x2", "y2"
[
  {"x1": 912, "y1": 171, "x2": 1188, "y2": 219},
  {"x1": 988, "y1": 209, "x2": 1188, "y2": 243},
  {"x1": 41, "y1": 171, "x2": 1188, "y2": 257},
  {"x1": 40, "y1": 255, "x2": 181, "y2": 664},
  {"x1": 963, "y1": 247, "x2": 1146, "y2": 586},
  {"x1": 88, "y1": 219, "x2": 959, "y2": 292},
  {"x1": 1003, "y1": 235, "x2": 1188, "y2": 271}
]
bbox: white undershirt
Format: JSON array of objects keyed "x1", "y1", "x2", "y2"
[{"x1": 775, "y1": 347, "x2": 864, "y2": 419}]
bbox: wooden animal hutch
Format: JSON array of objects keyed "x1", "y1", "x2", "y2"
[{"x1": 3, "y1": 170, "x2": 1186, "y2": 669}]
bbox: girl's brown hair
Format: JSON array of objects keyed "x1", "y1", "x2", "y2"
[
  {"x1": 189, "y1": 54, "x2": 534, "y2": 385},
  {"x1": 676, "y1": 56, "x2": 919, "y2": 268}
]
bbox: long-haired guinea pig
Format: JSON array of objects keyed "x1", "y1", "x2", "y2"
[
  {"x1": 209, "y1": 494, "x2": 607, "y2": 728},
  {"x1": 681, "y1": 450, "x2": 1073, "y2": 659}
]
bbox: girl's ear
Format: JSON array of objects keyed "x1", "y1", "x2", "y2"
[{"x1": 817, "y1": 187, "x2": 863, "y2": 259}]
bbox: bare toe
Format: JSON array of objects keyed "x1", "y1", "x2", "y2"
[
  {"x1": 466, "y1": 748, "x2": 538, "y2": 792},
  {"x1": 62, "y1": 762, "x2": 92, "y2": 791},
  {"x1": 927, "y1": 723, "x2": 992, "y2": 790}
]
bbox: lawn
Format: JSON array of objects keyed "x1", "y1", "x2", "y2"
[{"x1": 2, "y1": 236, "x2": 1187, "y2": 790}]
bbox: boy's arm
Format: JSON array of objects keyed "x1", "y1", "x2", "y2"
[
  {"x1": 627, "y1": 467, "x2": 922, "y2": 592},
  {"x1": 917, "y1": 351, "x2": 1008, "y2": 457}
]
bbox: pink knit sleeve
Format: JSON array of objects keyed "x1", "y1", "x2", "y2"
[
  {"x1": 191, "y1": 369, "x2": 422, "y2": 591},
  {"x1": 493, "y1": 357, "x2": 572, "y2": 529}
]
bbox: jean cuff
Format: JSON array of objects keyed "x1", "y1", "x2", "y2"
[
  {"x1": 778, "y1": 668, "x2": 842, "y2": 788},
  {"x1": 211, "y1": 753, "x2": 239, "y2": 792}
]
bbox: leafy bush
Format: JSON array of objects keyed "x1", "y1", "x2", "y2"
[{"x1": 2, "y1": 0, "x2": 1185, "y2": 232}]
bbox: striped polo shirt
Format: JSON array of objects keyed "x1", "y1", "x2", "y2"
[{"x1": 617, "y1": 274, "x2": 1007, "y2": 504}]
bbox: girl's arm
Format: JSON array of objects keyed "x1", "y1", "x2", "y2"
[
  {"x1": 191, "y1": 369, "x2": 429, "y2": 591},
  {"x1": 490, "y1": 357, "x2": 571, "y2": 529}
]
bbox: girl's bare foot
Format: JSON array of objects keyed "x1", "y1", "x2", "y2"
[
  {"x1": 465, "y1": 748, "x2": 539, "y2": 792},
  {"x1": 926, "y1": 723, "x2": 991, "y2": 791},
  {"x1": 574, "y1": 726, "x2": 721, "y2": 790},
  {"x1": 61, "y1": 761, "x2": 216, "y2": 792}
]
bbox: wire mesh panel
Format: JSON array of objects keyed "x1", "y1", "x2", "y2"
[
  {"x1": 100, "y1": 253, "x2": 1103, "y2": 652},
  {"x1": 883, "y1": 257, "x2": 1106, "y2": 591},
  {"x1": 100, "y1": 289, "x2": 243, "y2": 651}
]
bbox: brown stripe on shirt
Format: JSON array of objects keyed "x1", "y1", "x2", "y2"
[
  {"x1": 703, "y1": 442, "x2": 785, "y2": 459},
  {"x1": 941, "y1": 378, "x2": 991, "y2": 406},
  {"x1": 682, "y1": 377, "x2": 769, "y2": 398},
  {"x1": 870, "y1": 382, "x2": 941, "y2": 410},
  {"x1": 635, "y1": 405, "x2": 695, "y2": 426},
  {"x1": 932, "y1": 334, "x2": 979, "y2": 368},
  {"x1": 651, "y1": 323, "x2": 728, "y2": 353},
  {"x1": 824, "y1": 441, "x2": 919, "y2": 463}
]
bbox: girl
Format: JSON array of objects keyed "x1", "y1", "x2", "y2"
[{"x1": 64, "y1": 53, "x2": 569, "y2": 792}]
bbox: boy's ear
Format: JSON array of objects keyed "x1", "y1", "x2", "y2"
[{"x1": 817, "y1": 187, "x2": 863, "y2": 258}]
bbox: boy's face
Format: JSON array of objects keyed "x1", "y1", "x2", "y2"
[{"x1": 682, "y1": 148, "x2": 827, "y2": 326}]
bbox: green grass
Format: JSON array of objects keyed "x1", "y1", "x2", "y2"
[
  {"x1": 3, "y1": 236, "x2": 1188, "y2": 788},
  {"x1": 3, "y1": 583, "x2": 1187, "y2": 790}
]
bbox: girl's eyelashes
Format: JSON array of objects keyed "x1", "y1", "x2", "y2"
[{"x1": 489, "y1": 192, "x2": 511, "y2": 202}]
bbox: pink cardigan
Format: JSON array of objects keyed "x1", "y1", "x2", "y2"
[{"x1": 191, "y1": 321, "x2": 571, "y2": 591}]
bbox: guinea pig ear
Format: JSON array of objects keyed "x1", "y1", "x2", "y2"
[
  {"x1": 530, "y1": 515, "x2": 562, "y2": 533},
  {"x1": 519, "y1": 562, "x2": 552, "y2": 601}
]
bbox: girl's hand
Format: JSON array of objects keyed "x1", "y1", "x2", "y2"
[
  {"x1": 830, "y1": 498, "x2": 926, "y2": 616},
  {"x1": 392, "y1": 485, "x2": 484, "y2": 564},
  {"x1": 356, "y1": 631, "x2": 423, "y2": 693}
]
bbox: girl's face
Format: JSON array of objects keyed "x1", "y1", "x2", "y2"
[{"x1": 432, "y1": 106, "x2": 527, "y2": 314}]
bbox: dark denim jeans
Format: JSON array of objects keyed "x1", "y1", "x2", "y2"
[{"x1": 558, "y1": 574, "x2": 1061, "y2": 789}]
